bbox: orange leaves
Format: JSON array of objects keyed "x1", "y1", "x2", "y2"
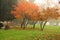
[
  {"x1": 14, "y1": 14, "x2": 22, "y2": 18},
  {"x1": 17, "y1": 1, "x2": 30, "y2": 12},
  {"x1": 11, "y1": 0, "x2": 39, "y2": 20},
  {"x1": 11, "y1": 11, "x2": 22, "y2": 18},
  {"x1": 48, "y1": 8, "x2": 59, "y2": 19},
  {"x1": 17, "y1": 0, "x2": 39, "y2": 13},
  {"x1": 31, "y1": 4, "x2": 39, "y2": 11},
  {"x1": 11, "y1": 1, "x2": 59, "y2": 21}
]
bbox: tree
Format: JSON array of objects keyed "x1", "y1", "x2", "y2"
[
  {"x1": 38, "y1": 7, "x2": 59, "y2": 31},
  {"x1": 11, "y1": 0, "x2": 39, "y2": 29},
  {"x1": 11, "y1": 0, "x2": 60, "y2": 31},
  {"x1": 0, "y1": 0, "x2": 17, "y2": 21}
]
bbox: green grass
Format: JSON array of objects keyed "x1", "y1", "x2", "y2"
[{"x1": 0, "y1": 25, "x2": 60, "y2": 40}]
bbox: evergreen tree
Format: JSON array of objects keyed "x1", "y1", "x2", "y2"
[{"x1": 0, "y1": 0, "x2": 17, "y2": 21}]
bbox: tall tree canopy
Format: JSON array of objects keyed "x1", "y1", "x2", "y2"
[
  {"x1": 0, "y1": 0, "x2": 17, "y2": 21},
  {"x1": 11, "y1": 0, "x2": 39, "y2": 20}
]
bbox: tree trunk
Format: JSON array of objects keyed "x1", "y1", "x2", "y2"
[
  {"x1": 42, "y1": 20, "x2": 47, "y2": 30},
  {"x1": 23, "y1": 24, "x2": 25, "y2": 29},
  {"x1": 21, "y1": 18, "x2": 25, "y2": 28},
  {"x1": 21, "y1": 23, "x2": 23, "y2": 28},
  {"x1": 33, "y1": 24, "x2": 35, "y2": 29},
  {"x1": 40, "y1": 21, "x2": 43, "y2": 31},
  {"x1": 4, "y1": 25, "x2": 9, "y2": 30},
  {"x1": 0, "y1": 27, "x2": 2, "y2": 29}
]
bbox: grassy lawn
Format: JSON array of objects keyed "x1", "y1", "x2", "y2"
[{"x1": 0, "y1": 25, "x2": 60, "y2": 40}]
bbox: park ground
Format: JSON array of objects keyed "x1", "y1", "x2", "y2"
[{"x1": 0, "y1": 25, "x2": 60, "y2": 40}]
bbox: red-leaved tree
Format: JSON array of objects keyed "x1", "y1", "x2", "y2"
[{"x1": 11, "y1": 0, "x2": 39, "y2": 29}]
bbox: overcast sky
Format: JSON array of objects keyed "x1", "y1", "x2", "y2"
[
  {"x1": 26, "y1": 0, "x2": 60, "y2": 8},
  {"x1": 34, "y1": 0, "x2": 59, "y2": 7}
]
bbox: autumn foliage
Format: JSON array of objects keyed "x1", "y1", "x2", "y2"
[
  {"x1": 10, "y1": 0, "x2": 60, "y2": 30},
  {"x1": 39, "y1": 8, "x2": 59, "y2": 21},
  {"x1": 11, "y1": 0, "x2": 39, "y2": 20},
  {"x1": 11, "y1": 0, "x2": 60, "y2": 21}
]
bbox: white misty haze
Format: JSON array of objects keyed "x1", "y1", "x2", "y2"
[
  {"x1": 26, "y1": 0, "x2": 60, "y2": 9},
  {"x1": 34, "y1": 0, "x2": 59, "y2": 7}
]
